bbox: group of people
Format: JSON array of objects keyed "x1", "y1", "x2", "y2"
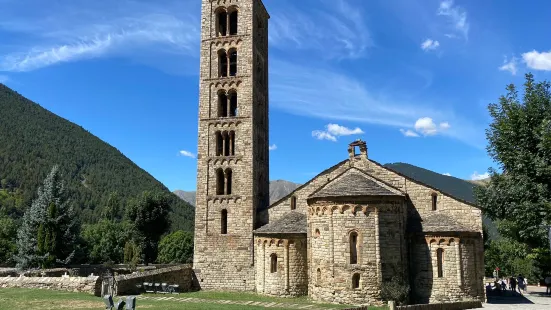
[{"x1": 486, "y1": 274, "x2": 527, "y2": 295}]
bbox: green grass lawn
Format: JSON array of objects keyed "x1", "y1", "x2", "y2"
[{"x1": 0, "y1": 288, "x2": 386, "y2": 310}]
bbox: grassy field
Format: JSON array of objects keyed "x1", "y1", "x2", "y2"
[{"x1": 0, "y1": 288, "x2": 387, "y2": 310}]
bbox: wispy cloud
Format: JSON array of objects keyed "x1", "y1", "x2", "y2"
[
  {"x1": 421, "y1": 39, "x2": 440, "y2": 51},
  {"x1": 269, "y1": 144, "x2": 277, "y2": 151},
  {"x1": 178, "y1": 150, "x2": 196, "y2": 159},
  {"x1": 0, "y1": 0, "x2": 200, "y2": 72},
  {"x1": 312, "y1": 123, "x2": 364, "y2": 142},
  {"x1": 499, "y1": 56, "x2": 518, "y2": 75},
  {"x1": 400, "y1": 129, "x2": 419, "y2": 137},
  {"x1": 471, "y1": 171, "x2": 489, "y2": 181},
  {"x1": 270, "y1": 59, "x2": 482, "y2": 147},
  {"x1": 269, "y1": 0, "x2": 372, "y2": 59},
  {"x1": 522, "y1": 50, "x2": 551, "y2": 71},
  {"x1": 437, "y1": 0, "x2": 469, "y2": 40}
]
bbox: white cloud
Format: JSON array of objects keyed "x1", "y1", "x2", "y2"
[
  {"x1": 178, "y1": 150, "x2": 196, "y2": 159},
  {"x1": 0, "y1": 75, "x2": 8, "y2": 83},
  {"x1": 269, "y1": 144, "x2": 277, "y2": 151},
  {"x1": 437, "y1": 0, "x2": 469, "y2": 40},
  {"x1": 312, "y1": 130, "x2": 337, "y2": 142},
  {"x1": 443, "y1": 172, "x2": 451, "y2": 176},
  {"x1": 399, "y1": 129, "x2": 420, "y2": 137},
  {"x1": 326, "y1": 123, "x2": 364, "y2": 136},
  {"x1": 269, "y1": 0, "x2": 372, "y2": 59},
  {"x1": 522, "y1": 50, "x2": 551, "y2": 71},
  {"x1": 421, "y1": 39, "x2": 440, "y2": 51},
  {"x1": 413, "y1": 117, "x2": 450, "y2": 136},
  {"x1": 471, "y1": 171, "x2": 490, "y2": 181},
  {"x1": 0, "y1": 0, "x2": 199, "y2": 72},
  {"x1": 270, "y1": 60, "x2": 483, "y2": 148},
  {"x1": 312, "y1": 123, "x2": 364, "y2": 142},
  {"x1": 499, "y1": 56, "x2": 518, "y2": 75}
]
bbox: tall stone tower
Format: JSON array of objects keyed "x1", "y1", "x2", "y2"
[{"x1": 193, "y1": 0, "x2": 270, "y2": 291}]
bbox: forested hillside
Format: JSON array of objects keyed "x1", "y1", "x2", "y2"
[{"x1": 0, "y1": 84, "x2": 194, "y2": 231}]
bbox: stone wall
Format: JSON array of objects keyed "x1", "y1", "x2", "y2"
[
  {"x1": 254, "y1": 235, "x2": 307, "y2": 297},
  {"x1": 308, "y1": 200, "x2": 406, "y2": 306},
  {"x1": 409, "y1": 235, "x2": 485, "y2": 304},
  {"x1": 344, "y1": 300, "x2": 482, "y2": 310},
  {"x1": 114, "y1": 265, "x2": 193, "y2": 296},
  {"x1": 265, "y1": 157, "x2": 483, "y2": 235},
  {"x1": 193, "y1": 0, "x2": 270, "y2": 292},
  {"x1": 0, "y1": 275, "x2": 101, "y2": 296}
]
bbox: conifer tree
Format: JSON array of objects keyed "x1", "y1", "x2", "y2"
[{"x1": 14, "y1": 165, "x2": 79, "y2": 269}]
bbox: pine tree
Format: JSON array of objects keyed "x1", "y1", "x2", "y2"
[{"x1": 14, "y1": 165, "x2": 79, "y2": 269}]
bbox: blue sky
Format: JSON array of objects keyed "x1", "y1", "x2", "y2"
[{"x1": 1, "y1": 0, "x2": 551, "y2": 191}]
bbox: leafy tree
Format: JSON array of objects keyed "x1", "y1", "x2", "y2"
[
  {"x1": 476, "y1": 73, "x2": 551, "y2": 279},
  {"x1": 127, "y1": 191, "x2": 171, "y2": 265},
  {"x1": 101, "y1": 192, "x2": 122, "y2": 222},
  {"x1": 81, "y1": 220, "x2": 134, "y2": 264},
  {"x1": 157, "y1": 230, "x2": 194, "y2": 264},
  {"x1": 123, "y1": 240, "x2": 141, "y2": 271},
  {"x1": 14, "y1": 165, "x2": 79, "y2": 269},
  {"x1": 0, "y1": 214, "x2": 16, "y2": 265}
]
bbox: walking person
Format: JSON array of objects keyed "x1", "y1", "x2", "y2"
[
  {"x1": 517, "y1": 274, "x2": 525, "y2": 295},
  {"x1": 544, "y1": 275, "x2": 551, "y2": 295},
  {"x1": 509, "y1": 276, "x2": 517, "y2": 293}
]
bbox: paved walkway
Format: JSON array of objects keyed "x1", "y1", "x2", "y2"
[
  {"x1": 482, "y1": 286, "x2": 551, "y2": 309},
  {"x1": 124, "y1": 295, "x2": 342, "y2": 310}
]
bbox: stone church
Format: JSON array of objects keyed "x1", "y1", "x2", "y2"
[{"x1": 193, "y1": 0, "x2": 484, "y2": 305}]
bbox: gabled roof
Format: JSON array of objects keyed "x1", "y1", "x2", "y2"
[
  {"x1": 408, "y1": 212, "x2": 474, "y2": 233},
  {"x1": 254, "y1": 211, "x2": 306, "y2": 234},
  {"x1": 308, "y1": 168, "x2": 404, "y2": 199},
  {"x1": 267, "y1": 156, "x2": 480, "y2": 210}
]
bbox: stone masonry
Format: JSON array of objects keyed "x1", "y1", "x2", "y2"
[
  {"x1": 193, "y1": 0, "x2": 270, "y2": 291},
  {"x1": 191, "y1": 0, "x2": 484, "y2": 306}
]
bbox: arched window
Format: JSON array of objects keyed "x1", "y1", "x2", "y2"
[
  {"x1": 223, "y1": 131, "x2": 230, "y2": 156},
  {"x1": 314, "y1": 229, "x2": 320, "y2": 238},
  {"x1": 228, "y1": 91, "x2": 238, "y2": 117},
  {"x1": 352, "y1": 273, "x2": 360, "y2": 289},
  {"x1": 350, "y1": 231, "x2": 358, "y2": 264},
  {"x1": 431, "y1": 193, "x2": 438, "y2": 211},
  {"x1": 225, "y1": 168, "x2": 233, "y2": 195},
  {"x1": 270, "y1": 253, "x2": 277, "y2": 273},
  {"x1": 221, "y1": 209, "x2": 228, "y2": 234},
  {"x1": 437, "y1": 248, "x2": 444, "y2": 278},
  {"x1": 218, "y1": 91, "x2": 228, "y2": 117},
  {"x1": 229, "y1": 10, "x2": 238, "y2": 35},
  {"x1": 229, "y1": 131, "x2": 235, "y2": 155},
  {"x1": 218, "y1": 50, "x2": 228, "y2": 77},
  {"x1": 216, "y1": 168, "x2": 224, "y2": 195},
  {"x1": 216, "y1": 9, "x2": 227, "y2": 36},
  {"x1": 316, "y1": 268, "x2": 322, "y2": 285},
  {"x1": 215, "y1": 131, "x2": 223, "y2": 156},
  {"x1": 229, "y1": 50, "x2": 237, "y2": 76},
  {"x1": 290, "y1": 196, "x2": 297, "y2": 210}
]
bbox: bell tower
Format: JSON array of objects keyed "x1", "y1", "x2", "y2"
[{"x1": 193, "y1": 0, "x2": 270, "y2": 291}]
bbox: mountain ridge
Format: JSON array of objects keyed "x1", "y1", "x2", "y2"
[{"x1": 0, "y1": 83, "x2": 194, "y2": 231}]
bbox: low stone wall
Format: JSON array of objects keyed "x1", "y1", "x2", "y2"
[
  {"x1": 345, "y1": 300, "x2": 482, "y2": 310},
  {"x1": 113, "y1": 265, "x2": 193, "y2": 296},
  {"x1": 0, "y1": 275, "x2": 102, "y2": 296}
]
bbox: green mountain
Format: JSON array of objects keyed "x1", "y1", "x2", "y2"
[
  {"x1": 0, "y1": 84, "x2": 194, "y2": 231},
  {"x1": 383, "y1": 162, "x2": 498, "y2": 238}
]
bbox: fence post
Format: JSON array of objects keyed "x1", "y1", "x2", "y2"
[{"x1": 388, "y1": 300, "x2": 396, "y2": 310}]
